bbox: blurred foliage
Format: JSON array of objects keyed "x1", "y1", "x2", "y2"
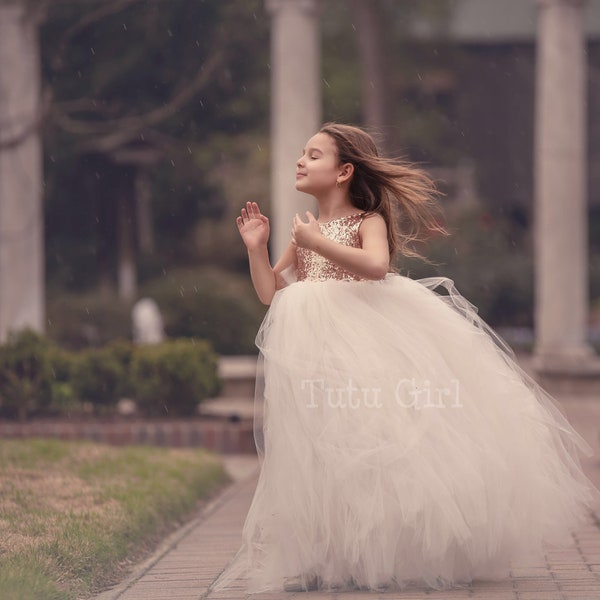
[
  {"x1": 398, "y1": 204, "x2": 534, "y2": 328},
  {"x1": 47, "y1": 289, "x2": 134, "y2": 349},
  {"x1": 0, "y1": 330, "x2": 55, "y2": 420},
  {"x1": 131, "y1": 338, "x2": 220, "y2": 417},
  {"x1": 140, "y1": 267, "x2": 267, "y2": 355},
  {"x1": 321, "y1": 0, "x2": 458, "y2": 162},
  {"x1": 47, "y1": 267, "x2": 266, "y2": 354},
  {"x1": 0, "y1": 331, "x2": 219, "y2": 420},
  {"x1": 71, "y1": 342, "x2": 131, "y2": 413},
  {"x1": 41, "y1": 0, "x2": 270, "y2": 290},
  {"x1": 43, "y1": 0, "x2": 463, "y2": 294}
]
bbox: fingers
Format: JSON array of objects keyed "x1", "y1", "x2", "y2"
[
  {"x1": 247, "y1": 201, "x2": 264, "y2": 220},
  {"x1": 238, "y1": 202, "x2": 269, "y2": 226},
  {"x1": 242, "y1": 202, "x2": 256, "y2": 223}
]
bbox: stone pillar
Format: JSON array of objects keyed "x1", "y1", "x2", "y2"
[
  {"x1": 265, "y1": 0, "x2": 321, "y2": 261},
  {"x1": 532, "y1": 0, "x2": 599, "y2": 373},
  {"x1": 0, "y1": 4, "x2": 44, "y2": 342}
]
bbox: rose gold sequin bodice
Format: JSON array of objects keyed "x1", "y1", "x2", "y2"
[{"x1": 296, "y1": 213, "x2": 366, "y2": 282}]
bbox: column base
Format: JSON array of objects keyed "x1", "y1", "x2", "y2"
[
  {"x1": 532, "y1": 345, "x2": 600, "y2": 376},
  {"x1": 530, "y1": 346, "x2": 600, "y2": 396}
]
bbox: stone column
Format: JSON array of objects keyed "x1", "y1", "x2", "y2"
[
  {"x1": 265, "y1": 0, "x2": 321, "y2": 261},
  {"x1": 533, "y1": 0, "x2": 598, "y2": 373},
  {"x1": 0, "y1": 4, "x2": 44, "y2": 342}
]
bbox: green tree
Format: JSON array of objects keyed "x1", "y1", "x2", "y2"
[{"x1": 41, "y1": 0, "x2": 270, "y2": 291}]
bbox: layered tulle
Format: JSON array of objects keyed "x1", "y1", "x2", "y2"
[{"x1": 211, "y1": 274, "x2": 600, "y2": 593}]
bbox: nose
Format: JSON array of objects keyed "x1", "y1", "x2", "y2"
[{"x1": 297, "y1": 155, "x2": 305, "y2": 168}]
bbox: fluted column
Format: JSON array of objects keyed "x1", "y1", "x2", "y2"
[
  {"x1": 0, "y1": 4, "x2": 44, "y2": 342},
  {"x1": 532, "y1": 0, "x2": 600, "y2": 373},
  {"x1": 265, "y1": 0, "x2": 321, "y2": 260}
]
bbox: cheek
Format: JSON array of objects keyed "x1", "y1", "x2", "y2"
[
  {"x1": 311, "y1": 169, "x2": 334, "y2": 184},
  {"x1": 314, "y1": 163, "x2": 337, "y2": 179}
]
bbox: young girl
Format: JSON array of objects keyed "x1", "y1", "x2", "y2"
[{"x1": 211, "y1": 123, "x2": 600, "y2": 593}]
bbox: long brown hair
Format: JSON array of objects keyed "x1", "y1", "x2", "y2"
[{"x1": 319, "y1": 122, "x2": 448, "y2": 263}]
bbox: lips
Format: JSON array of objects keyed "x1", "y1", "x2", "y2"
[{"x1": 296, "y1": 172, "x2": 306, "y2": 179}]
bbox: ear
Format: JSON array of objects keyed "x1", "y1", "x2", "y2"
[{"x1": 338, "y1": 162, "x2": 354, "y2": 184}]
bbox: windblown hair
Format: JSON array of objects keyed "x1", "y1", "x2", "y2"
[{"x1": 319, "y1": 122, "x2": 448, "y2": 264}]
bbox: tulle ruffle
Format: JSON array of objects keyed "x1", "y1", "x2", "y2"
[{"x1": 211, "y1": 274, "x2": 600, "y2": 593}]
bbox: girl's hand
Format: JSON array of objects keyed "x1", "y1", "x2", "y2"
[
  {"x1": 236, "y1": 201, "x2": 270, "y2": 250},
  {"x1": 291, "y1": 211, "x2": 322, "y2": 249}
]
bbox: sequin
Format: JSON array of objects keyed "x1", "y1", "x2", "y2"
[{"x1": 297, "y1": 213, "x2": 366, "y2": 282}]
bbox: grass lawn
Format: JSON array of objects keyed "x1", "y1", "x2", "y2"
[{"x1": 0, "y1": 438, "x2": 229, "y2": 600}]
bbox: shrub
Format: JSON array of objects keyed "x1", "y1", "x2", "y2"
[
  {"x1": 71, "y1": 344, "x2": 129, "y2": 414},
  {"x1": 140, "y1": 267, "x2": 266, "y2": 355},
  {"x1": 46, "y1": 344, "x2": 79, "y2": 416},
  {"x1": 131, "y1": 339, "x2": 220, "y2": 417},
  {"x1": 0, "y1": 329, "x2": 55, "y2": 420},
  {"x1": 104, "y1": 339, "x2": 136, "y2": 398}
]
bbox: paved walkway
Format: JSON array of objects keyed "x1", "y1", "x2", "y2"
[{"x1": 96, "y1": 394, "x2": 600, "y2": 600}]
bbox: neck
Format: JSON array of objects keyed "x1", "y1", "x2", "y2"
[{"x1": 314, "y1": 190, "x2": 356, "y2": 222}]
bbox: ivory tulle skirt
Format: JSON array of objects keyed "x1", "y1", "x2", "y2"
[{"x1": 211, "y1": 274, "x2": 600, "y2": 593}]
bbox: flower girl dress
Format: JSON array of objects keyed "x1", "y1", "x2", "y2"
[{"x1": 211, "y1": 213, "x2": 600, "y2": 593}]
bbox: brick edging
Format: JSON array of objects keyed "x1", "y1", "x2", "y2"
[{"x1": 0, "y1": 419, "x2": 256, "y2": 454}]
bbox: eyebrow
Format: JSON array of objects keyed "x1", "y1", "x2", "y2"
[{"x1": 303, "y1": 147, "x2": 324, "y2": 155}]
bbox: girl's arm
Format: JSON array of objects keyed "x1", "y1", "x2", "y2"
[
  {"x1": 245, "y1": 244, "x2": 275, "y2": 305},
  {"x1": 237, "y1": 202, "x2": 296, "y2": 305},
  {"x1": 272, "y1": 241, "x2": 297, "y2": 290},
  {"x1": 292, "y1": 212, "x2": 389, "y2": 280},
  {"x1": 247, "y1": 241, "x2": 296, "y2": 305}
]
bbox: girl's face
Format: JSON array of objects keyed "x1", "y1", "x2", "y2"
[{"x1": 295, "y1": 132, "x2": 341, "y2": 196}]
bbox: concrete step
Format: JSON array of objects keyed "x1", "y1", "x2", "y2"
[
  {"x1": 217, "y1": 354, "x2": 600, "y2": 400},
  {"x1": 218, "y1": 355, "x2": 260, "y2": 398},
  {"x1": 198, "y1": 396, "x2": 256, "y2": 421},
  {"x1": 516, "y1": 352, "x2": 600, "y2": 397}
]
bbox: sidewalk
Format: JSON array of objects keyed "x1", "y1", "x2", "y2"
[
  {"x1": 95, "y1": 455, "x2": 260, "y2": 600},
  {"x1": 95, "y1": 394, "x2": 600, "y2": 600}
]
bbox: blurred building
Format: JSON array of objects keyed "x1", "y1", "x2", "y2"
[{"x1": 418, "y1": 0, "x2": 600, "y2": 212}]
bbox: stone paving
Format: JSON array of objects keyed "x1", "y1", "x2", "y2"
[{"x1": 95, "y1": 392, "x2": 600, "y2": 600}]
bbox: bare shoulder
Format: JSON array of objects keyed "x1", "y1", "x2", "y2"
[
  {"x1": 359, "y1": 212, "x2": 387, "y2": 237},
  {"x1": 360, "y1": 212, "x2": 386, "y2": 225}
]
